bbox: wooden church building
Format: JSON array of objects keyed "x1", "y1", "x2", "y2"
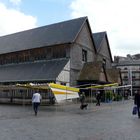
[
  {"x1": 0, "y1": 17, "x2": 122, "y2": 103},
  {"x1": 0, "y1": 17, "x2": 122, "y2": 87},
  {"x1": 0, "y1": 17, "x2": 97, "y2": 87}
]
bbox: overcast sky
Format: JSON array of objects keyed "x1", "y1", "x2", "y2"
[{"x1": 0, "y1": 0, "x2": 140, "y2": 58}]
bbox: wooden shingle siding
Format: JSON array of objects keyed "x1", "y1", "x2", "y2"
[
  {"x1": 70, "y1": 22, "x2": 96, "y2": 86},
  {"x1": 96, "y1": 37, "x2": 112, "y2": 68},
  {"x1": 93, "y1": 32, "x2": 113, "y2": 69}
]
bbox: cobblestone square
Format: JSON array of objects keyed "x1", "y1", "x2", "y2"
[{"x1": 0, "y1": 100, "x2": 139, "y2": 140}]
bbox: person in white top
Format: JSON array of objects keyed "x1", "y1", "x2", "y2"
[{"x1": 32, "y1": 91, "x2": 42, "y2": 116}]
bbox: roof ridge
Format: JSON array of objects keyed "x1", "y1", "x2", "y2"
[
  {"x1": 0, "y1": 17, "x2": 88, "y2": 54},
  {"x1": 0, "y1": 17, "x2": 87, "y2": 38}
]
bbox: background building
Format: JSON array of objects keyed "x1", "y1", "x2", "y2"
[{"x1": 113, "y1": 54, "x2": 140, "y2": 94}]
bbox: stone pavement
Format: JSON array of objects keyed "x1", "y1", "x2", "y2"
[{"x1": 0, "y1": 99, "x2": 139, "y2": 140}]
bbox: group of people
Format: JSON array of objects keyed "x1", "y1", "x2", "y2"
[
  {"x1": 79, "y1": 90, "x2": 102, "y2": 110},
  {"x1": 78, "y1": 89, "x2": 140, "y2": 119},
  {"x1": 32, "y1": 89, "x2": 140, "y2": 119},
  {"x1": 32, "y1": 90, "x2": 102, "y2": 114}
]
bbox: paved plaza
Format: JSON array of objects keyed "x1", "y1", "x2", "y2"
[{"x1": 0, "y1": 99, "x2": 139, "y2": 140}]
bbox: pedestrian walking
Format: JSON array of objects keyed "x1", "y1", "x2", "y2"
[
  {"x1": 32, "y1": 90, "x2": 42, "y2": 116},
  {"x1": 134, "y1": 90, "x2": 140, "y2": 118},
  {"x1": 96, "y1": 91, "x2": 101, "y2": 106},
  {"x1": 79, "y1": 92, "x2": 85, "y2": 105},
  {"x1": 49, "y1": 93, "x2": 55, "y2": 105},
  {"x1": 79, "y1": 91, "x2": 88, "y2": 110}
]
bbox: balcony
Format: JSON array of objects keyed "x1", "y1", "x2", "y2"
[
  {"x1": 123, "y1": 76, "x2": 128, "y2": 79},
  {"x1": 132, "y1": 76, "x2": 135, "y2": 79}
]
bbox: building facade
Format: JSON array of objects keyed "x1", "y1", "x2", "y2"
[
  {"x1": 93, "y1": 31, "x2": 113, "y2": 69},
  {"x1": 0, "y1": 17, "x2": 123, "y2": 103},
  {"x1": 0, "y1": 17, "x2": 96, "y2": 87},
  {"x1": 113, "y1": 54, "x2": 140, "y2": 94}
]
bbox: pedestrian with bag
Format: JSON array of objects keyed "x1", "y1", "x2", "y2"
[{"x1": 134, "y1": 90, "x2": 140, "y2": 118}]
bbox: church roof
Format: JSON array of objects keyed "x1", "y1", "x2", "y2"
[
  {"x1": 0, "y1": 59, "x2": 68, "y2": 83},
  {"x1": 93, "y1": 32, "x2": 106, "y2": 50},
  {"x1": 0, "y1": 17, "x2": 88, "y2": 54},
  {"x1": 93, "y1": 31, "x2": 113, "y2": 62}
]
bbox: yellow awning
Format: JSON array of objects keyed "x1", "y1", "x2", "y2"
[
  {"x1": 86, "y1": 83, "x2": 119, "y2": 89},
  {"x1": 49, "y1": 83, "x2": 79, "y2": 92}
]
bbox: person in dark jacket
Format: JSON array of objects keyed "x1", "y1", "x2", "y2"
[
  {"x1": 79, "y1": 92, "x2": 88, "y2": 110},
  {"x1": 96, "y1": 91, "x2": 101, "y2": 106},
  {"x1": 79, "y1": 92, "x2": 85, "y2": 105},
  {"x1": 134, "y1": 90, "x2": 140, "y2": 118}
]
